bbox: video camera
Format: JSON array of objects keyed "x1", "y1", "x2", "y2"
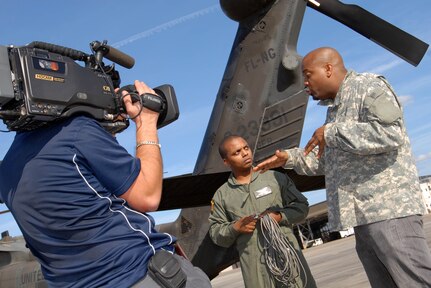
[{"x1": 0, "y1": 40, "x2": 179, "y2": 133}]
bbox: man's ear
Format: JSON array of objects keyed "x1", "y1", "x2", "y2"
[
  {"x1": 223, "y1": 158, "x2": 230, "y2": 168},
  {"x1": 325, "y1": 63, "x2": 333, "y2": 77}
]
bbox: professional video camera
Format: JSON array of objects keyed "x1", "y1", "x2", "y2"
[{"x1": 0, "y1": 40, "x2": 179, "y2": 133}]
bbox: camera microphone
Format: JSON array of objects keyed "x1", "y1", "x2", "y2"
[{"x1": 90, "y1": 41, "x2": 135, "y2": 69}]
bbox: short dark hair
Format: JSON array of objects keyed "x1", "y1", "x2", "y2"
[{"x1": 218, "y1": 135, "x2": 243, "y2": 159}]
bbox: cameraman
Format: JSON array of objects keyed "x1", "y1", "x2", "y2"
[{"x1": 0, "y1": 80, "x2": 211, "y2": 287}]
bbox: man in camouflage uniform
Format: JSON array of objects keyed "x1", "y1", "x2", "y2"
[
  {"x1": 209, "y1": 135, "x2": 316, "y2": 288},
  {"x1": 254, "y1": 47, "x2": 431, "y2": 287}
]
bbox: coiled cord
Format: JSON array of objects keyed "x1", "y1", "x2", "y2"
[{"x1": 259, "y1": 214, "x2": 308, "y2": 287}]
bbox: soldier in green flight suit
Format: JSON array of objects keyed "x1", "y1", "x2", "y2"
[{"x1": 208, "y1": 135, "x2": 316, "y2": 288}]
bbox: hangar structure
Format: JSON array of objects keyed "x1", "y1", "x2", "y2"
[{"x1": 292, "y1": 201, "x2": 344, "y2": 248}]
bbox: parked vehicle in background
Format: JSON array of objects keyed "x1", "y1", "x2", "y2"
[{"x1": 339, "y1": 227, "x2": 355, "y2": 238}]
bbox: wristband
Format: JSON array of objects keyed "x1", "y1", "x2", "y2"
[{"x1": 136, "y1": 140, "x2": 161, "y2": 149}]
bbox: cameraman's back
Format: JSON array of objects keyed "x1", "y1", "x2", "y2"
[{"x1": 0, "y1": 115, "x2": 176, "y2": 287}]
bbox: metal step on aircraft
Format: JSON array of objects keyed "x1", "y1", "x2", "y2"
[{"x1": 0, "y1": 0, "x2": 429, "y2": 286}]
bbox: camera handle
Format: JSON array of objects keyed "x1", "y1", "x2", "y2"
[{"x1": 117, "y1": 85, "x2": 165, "y2": 114}]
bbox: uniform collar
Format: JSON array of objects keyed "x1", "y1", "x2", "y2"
[
  {"x1": 317, "y1": 70, "x2": 356, "y2": 107},
  {"x1": 227, "y1": 170, "x2": 259, "y2": 186}
]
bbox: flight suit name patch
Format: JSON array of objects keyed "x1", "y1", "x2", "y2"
[{"x1": 254, "y1": 186, "x2": 272, "y2": 198}]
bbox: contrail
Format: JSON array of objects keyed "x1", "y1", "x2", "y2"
[{"x1": 112, "y1": 4, "x2": 219, "y2": 48}]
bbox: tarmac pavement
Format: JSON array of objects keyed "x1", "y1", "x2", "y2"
[{"x1": 211, "y1": 213, "x2": 431, "y2": 288}]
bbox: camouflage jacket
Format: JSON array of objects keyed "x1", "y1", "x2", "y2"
[{"x1": 284, "y1": 70, "x2": 426, "y2": 231}]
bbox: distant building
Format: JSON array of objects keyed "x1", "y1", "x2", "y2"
[
  {"x1": 295, "y1": 175, "x2": 431, "y2": 247},
  {"x1": 419, "y1": 175, "x2": 431, "y2": 213}
]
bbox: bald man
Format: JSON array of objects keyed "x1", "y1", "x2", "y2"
[{"x1": 254, "y1": 47, "x2": 431, "y2": 287}]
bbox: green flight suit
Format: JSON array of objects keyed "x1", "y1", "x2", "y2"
[{"x1": 209, "y1": 170, "x2": 316, "y2": 288}]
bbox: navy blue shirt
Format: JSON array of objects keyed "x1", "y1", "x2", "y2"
[{"x1": 0, "y1": 116, "x2": 176, "y2": 287}]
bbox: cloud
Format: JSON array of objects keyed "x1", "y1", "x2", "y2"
[
  {"x1": 398, "y1": 95, "x2": 413, "y2": 106},
  {"x1": 369, "y1": 59, "x2": 404, "y2": 74},
  {"x1": 416, "y1": 152, "x2": 431, "y2": 162},
  {"x1": 396, "y1": 74, "x2": 431, "y2": 95},
  {"x1": 348, "y1": 52, "x2": 400, "y2": 74},
  {"x1": 409, "y1": 121, "x2": 431, "y2": 136},
  {"x1": 112, "y1": 5, "x2": 219, "y2": 48},
  {"x1": 409, "y1": 123, "x2": 431, "y2": 151}
]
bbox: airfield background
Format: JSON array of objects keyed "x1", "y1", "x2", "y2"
[{"x1": 0, "y1": 0, "x2": 430, "y2": 241}]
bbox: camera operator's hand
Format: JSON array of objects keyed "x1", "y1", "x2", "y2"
[
  {"x1": 122, "y1": 80, "x2": 160, "y2": 128},
  {"x1": 119, "y1": 80, "x2": 163, "y2": 213}
]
